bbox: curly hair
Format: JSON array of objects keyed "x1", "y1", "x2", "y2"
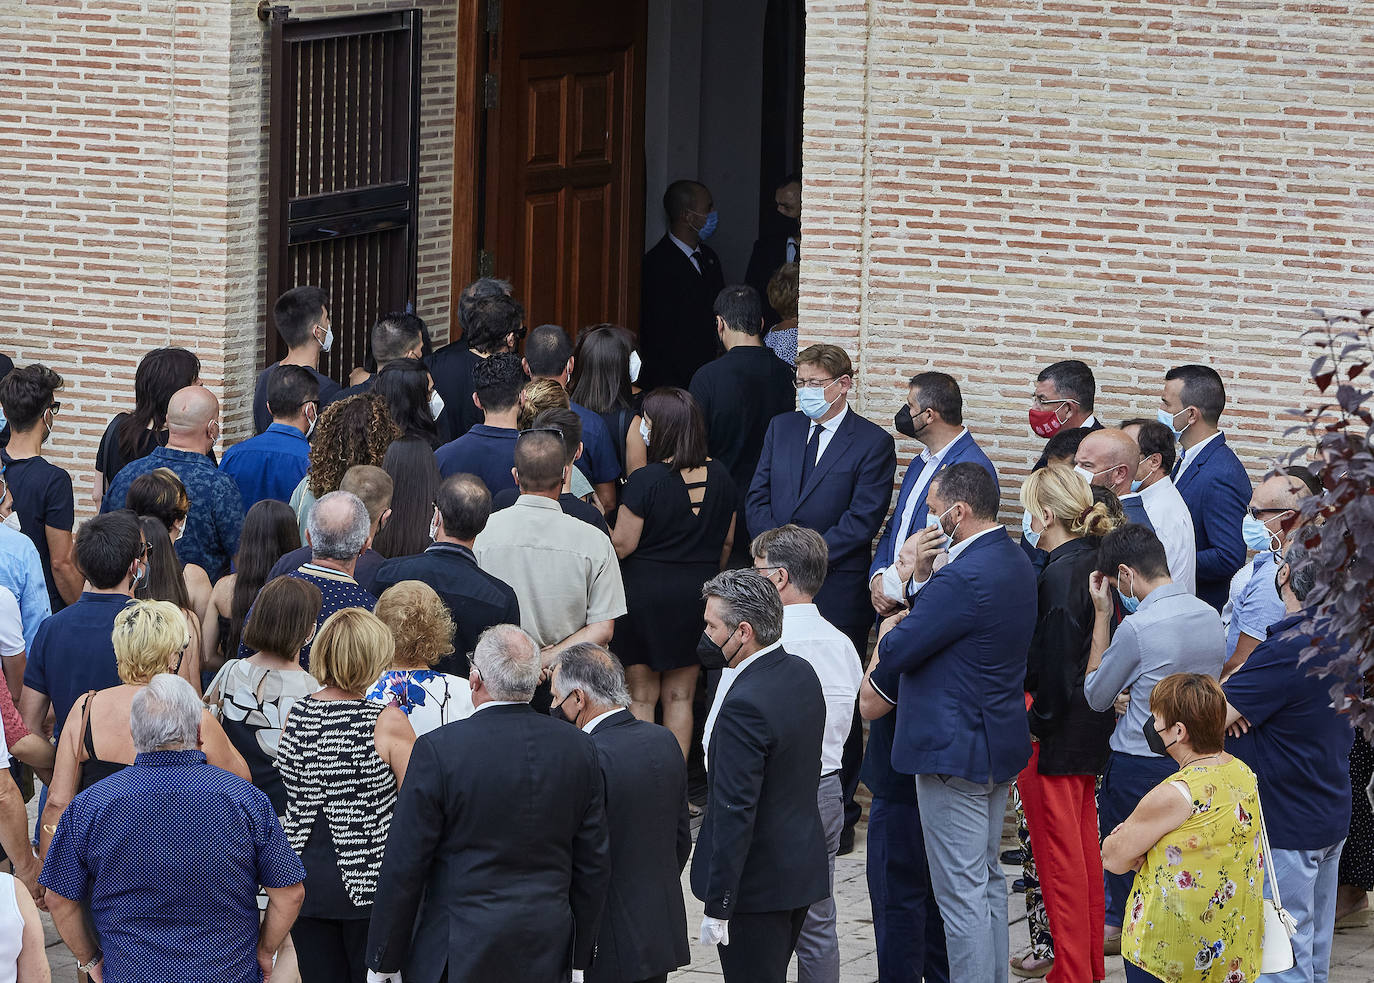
[
  {"x1": 306, "y1": 393, "x2": 400, "y2": 498},
  {"x1": 374, "y1": 580, "x2": 456, "y2": 669},
  {"x1": 517, "y1": 377, "x2": 570, "y2": 431}
]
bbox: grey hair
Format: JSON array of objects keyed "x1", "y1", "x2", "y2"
[
  {"x1": 472, "y1": 624, "x2": 542, "y2": 701},
  {"x1": 130, "y1": 673, "x2": 202, "y2": 753},
  {"x1": 701, "y1": 569, "x2": 784, "y2": 645},
  {"x1": 750, "y1": 524, "x2": 829, "y2": 598},
  {"x1": 307, "y1": 490, "x2": 371, "y2": 561},
  {"x1": 555, "y1": 643, "x2": 631, "y2": 708},
  {"x1": 1283, "y1": 538, "x2": 1317, "y2": 602}
]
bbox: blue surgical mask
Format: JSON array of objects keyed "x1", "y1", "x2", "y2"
[
  {"x1": 698, "y1": 210, "x2": 719, "y2": 240},
  {"x1": 1119, "y1": 568, "x2": 1141, "y2": 614},
  {"x1": 1157, "y1": 406, "x2": 1189, "y2": 439},
  {"x1": 1021, "y1": 509, "x2": 1042, "y2": 550},
  {"x1": 926, "y1": 506, "x2": 958, "y2": 552},
  {"x1": 798, "y1": 386, "x2": 835, "y2": 421},
  {"x1": 1242, "y1": 514, "x2": 1279, "y2": 553},
  {"x1": 1130, "y1": 478, "x2": 1144, "y2": 493}
]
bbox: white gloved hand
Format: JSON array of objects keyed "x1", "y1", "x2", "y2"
[
  {"x1": 699, "y1": 915, "x2": 730, "y2": 947},
  {"x1": 571, "y1": 971, "x2": 585, "y2": 983},
  {"x1": 366, "y1": 972, "x2": 402, "y2": 983}
]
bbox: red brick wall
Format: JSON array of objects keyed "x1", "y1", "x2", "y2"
[{"x1": 799, "y1": 0, "x2": 1374, "y2": 516}]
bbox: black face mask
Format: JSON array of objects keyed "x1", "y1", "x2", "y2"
[
  {"x1": 895, "y1": 405, "x2": 928, "y2": 440},
  {"x1": 1142, "y1": 713, "x2": 1177, "y2": 757},
  {"x1": 697, "y1": 629, "x2": 734, "y2": 671},
  {"x1": 549, "y1": 693, "x2": 576, "y2": 726}
]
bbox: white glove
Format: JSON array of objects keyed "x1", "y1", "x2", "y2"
[
  {"x1": 699, "y1": 915, "x2": 730, "y2": 947},
  {"x1": 366, "y1": 972, "x2": 402, "y2": 983},
  {"x1": 571, "y1": 971, "x2": 585, "y2": 983}
]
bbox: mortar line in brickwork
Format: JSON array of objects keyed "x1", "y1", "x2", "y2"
[{"x1": 854, "y1": 0, "x2": 877, "y2": 414}]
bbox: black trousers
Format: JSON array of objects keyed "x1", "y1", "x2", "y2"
[
  {"x1": 716, "y1": 907, "x2": 808, "y2": 983},
  {"x1": 292, "y1": 915, "x2": 369, "y2": 983}
]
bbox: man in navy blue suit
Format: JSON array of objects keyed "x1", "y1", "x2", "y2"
[
  {"x1": 1159, "y1": 364, "x2": 1250, "y2": 611},
  {"x1": 870, "y1": 463, "x2": 1037, "y2": 983},
  {"x1": 746, "y1": 342, "x2": 896, "y2": 850}
]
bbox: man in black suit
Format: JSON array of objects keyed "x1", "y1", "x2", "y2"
[
  {"x1": 427, "y1": 279, "x2": 523, "y2": 443},
  {"x1": 371, "y1": 472, "x2": 521, "y2": 676},
  {"x1": 550, "y1": 643, "x2": 691, "y2": 983},
  {"x1": 744, "y1": 174, "x2": 801, "y2": 327},
  {"x1": 692, "y1": 570, "x2": 829, "y2": 983},
  {"x1": 639, "y1": 179, "x2": 726, "y2": 390},
  {"x1": 366, "y1": 624, "x2": 610, "y2": 983},
  {"x1": 689, "y1": 284, "x2": 795, "y2": 566}
]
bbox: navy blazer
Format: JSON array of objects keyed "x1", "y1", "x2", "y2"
[
  {"x1": 746, "y1": 408, "x2": 897, "y2": 631},
  {"x1": 1173, "y1": 433, "x2": 1250, "y2": 611},
  {"x1": 869, "y1": 430, "x2": 998, "y2": 583},
  {"x1": 877, "y1": 527, "x2": 1037, "y2": 784}
]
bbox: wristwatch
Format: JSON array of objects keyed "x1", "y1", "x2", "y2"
[{"x1": 76, "y1": 953, "x2": 102, "y2": 973}]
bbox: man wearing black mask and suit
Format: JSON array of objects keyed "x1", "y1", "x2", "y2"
[
  {"x1": 745, "y1": 175, "x2": 802, "y2": 328},
  {"x1": 639, "y1": 180, "x2": 725, "y2": 390},
  {"x1": 550, "y1": 643, "x2": 691, "y2": 983},
  {"x1": 365, "y1": 624, "x2": 610, "y2": 983},
  {"x1": 693, "y1": 570, "x2": 829, "y2": 983}
]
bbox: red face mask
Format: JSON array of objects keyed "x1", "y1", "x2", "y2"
[{"x1": 1028, "y1": 404, "x2": 1068, "y2": 438}]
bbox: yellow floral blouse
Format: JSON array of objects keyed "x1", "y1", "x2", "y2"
[{"x1": 1123, "y1": 757, "x2": 1265, "y2": 983}]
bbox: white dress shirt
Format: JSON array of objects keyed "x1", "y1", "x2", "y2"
[
  {"x1": 786, "y1": 237, "x2": 799, "y2": 263},
  {"x1": 878, "y1": 429, "x2": 969, "y2": 601},
  {"x1": 909, "y1": 525, "x2": 1003, "y2": 596},
  {"x1": 806, "y1": 403, "x2": 848, "y2": 464},
  {"x1": 1137, "y1": 476, "x2": 1197, "y2": 594},
  {"x1": 1175, "y1": 430, "x2": 1222, "y2": 478},
  {"x1": 667, "y1": 232, "x2": 702, "y2": 274},
  {"x1": 582, "y1": 708, "x2": 622, "y2": 734},
  {"x1": 779, "y1": 604, "x2": 862, "y2": 774},
  {"x1": 471, "y1": 699, "x2": 524, "y2": 714},
  {"x1": 702, "y1": 640, "x2": 783, "y2": 762}
]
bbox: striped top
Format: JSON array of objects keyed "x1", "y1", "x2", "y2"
[{"x1": 277, "y1": 697, "x2": 395, "y2": 907}]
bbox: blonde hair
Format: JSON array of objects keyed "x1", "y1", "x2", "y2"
[
  {"x1": 1019, "y1": 465, "x2": 1117, "y2": 539},
  {"x1": 112, "y1": 599, "x2": 189, "y2": 685},
  {"x1": 309, "y1": 607, "x2": 395, "y2": 694},
  {"x1": 374, "y1": 581, "x2": 456, "y2": 669},
  {"x1": 517, "y1": 377, "x2": 570, "y2": 430}
]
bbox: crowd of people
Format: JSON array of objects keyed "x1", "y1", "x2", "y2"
[{"x1": 0, "y1": 176, "x2": 1366, "y2": 983}]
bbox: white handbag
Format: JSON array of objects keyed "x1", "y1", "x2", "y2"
[{"x1": 1255, "y1": 789, "x2": 1298, "y2": 974}]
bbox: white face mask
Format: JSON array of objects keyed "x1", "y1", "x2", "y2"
[
  {"x1": 428, "y1": 390, "x2": 445, "y2": 420},
  {"x1": 1, "y1": 510, "x2": 20, "y2": 532},
  {"x1": 628, "y1": 350, "x2": 642, "y2": 384},
  {"x1": 317, "y1": 325, "x2": 334, "y2": 353},
  {"x1": 305, "y1": 409, "x2": 317, "y2": 440},
  {"x1": 429, "y1": 510, "x2": 441, "y2": 542},
  {"x1": 171, "y1": 521, "x2": 184, "y2": 544},
  {"x1": 640, "y1": 418, "x2": 651, "y2": 446}
]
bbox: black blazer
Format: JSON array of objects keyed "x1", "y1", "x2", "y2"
[
  {"x1": 690, "y1": 647, "x2": 829, "y2": 917},
  {"x1": 744, "y1": 231, "x2": 795, "y2": 327},
  {"x1": 746, "y1": 409, "x2": 897, "y2": 630},
  {"x1": 1024, "y1": 537, "x2": 1116, "y2": 776},
  {"x1": 639, "y1": 235, "x2": 725, "y2": 390},
  {"x1": 366, "y1": 703, "x2": 611, "y2": 983},
  {"x1": 587, "y1": 710, "x2": 691, "y2": 983},
  {"x1": 372, "y1": 543, "x2": 521, "y2": 675},
  {"x1": 427, "y1": 342, "x2": 485, "y2": 444}
]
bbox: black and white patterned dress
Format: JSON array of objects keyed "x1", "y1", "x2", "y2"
[{"x1": 277, "y1": 697, "x2": 396, "y2": 915}]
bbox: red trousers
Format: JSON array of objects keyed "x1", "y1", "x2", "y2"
[{"x1": 1018, "y1": 743, "x2": 1105, "y2": 983}]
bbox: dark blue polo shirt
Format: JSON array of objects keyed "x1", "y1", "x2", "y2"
[
  {"x1": 23, "y1": 592, "x2": 130, "y2": 737},
  {"x1": 1224, "y1": 613, "x2": 1354, "y2": 851},
  {"x1": 860, "y1": 661, "x2": 916, "y2": 803},
  {"x1": 434, "y1": 424, "x2": 519, "y2": 495}
]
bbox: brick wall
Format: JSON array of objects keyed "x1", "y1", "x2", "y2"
[{"x1": 799, "y1": 0, "x2": 1374, "y2": 517}]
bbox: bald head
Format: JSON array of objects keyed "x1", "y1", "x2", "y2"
[
  {"x1": 1075, "y1": 429, "x2": 1140, "y2": 496},
  {"x1": 164, "y1": 386, "x2": 220, "y2": 453}
]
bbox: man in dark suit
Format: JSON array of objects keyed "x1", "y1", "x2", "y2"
[
  {"x1": 744, "y1": 175, "x2": 801, "y2": 327},
  {"x1": 1028, "y1": 359, "x2": 1101, "y2": 468},
  {"x1": 639, "y1": 180, "x2": 726, "y2": 390},
  {"x1": 371, "y1": 473, "x2": 521, "y2": 676},
  {"x1": 689, "y1": 284, "x2": 795, "y2": 565},
  {"x1": 693, "y1": 570, "x2": 829, "y2": 983},
  {"x1": 366, "y1": 624, "x2": 610, "y2": 983},
  {"x1": 427, "y1": 282, "x2": 523, "y2": 443},
  {"x1": 550, "y1": 643, "x2": 691, "y2": 983},
  {"x1": 1160, "y1": 363, "x2": 1251, "y2": 611},
  {"x1": 873, "y1": 463, "x2": 1037, "y2": 983}
]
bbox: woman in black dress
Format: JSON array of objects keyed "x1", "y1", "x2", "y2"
[{"x1": 610, "y1": 388, "x2": 735, "y2": 758}]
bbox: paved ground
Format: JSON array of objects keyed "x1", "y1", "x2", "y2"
[{"x1": 26, "y1": 797, "x2": 1374, "y2": 981}]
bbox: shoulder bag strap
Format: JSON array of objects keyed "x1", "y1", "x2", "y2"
[{"x1": 1253, "y1": 782, "x2": 1284, "y2": 910}]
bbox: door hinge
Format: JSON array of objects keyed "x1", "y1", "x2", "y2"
[
  {"x1": 486, "y1": 0, "x2": 501, "y2": 33},
  {"x1": 482, "y1": 72, "x2": 499, "y2": 109},
  {"x1": 478, "y1": 249, "x2": 496, "y2": 277}
]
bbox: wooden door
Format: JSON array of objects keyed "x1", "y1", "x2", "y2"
[{"x1": 482, "y1": 0, "x2": 646, "y2": 334}]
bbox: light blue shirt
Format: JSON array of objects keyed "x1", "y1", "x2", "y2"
[
  {"x1": 1226, "y1": 551, "x2": 1286, "y2": 659},
  {"x1": 0, "y1": 523, "x2": 51, "y2": 649},
  {"x1": 1084, "y1": 582, "x2": 1226, "y2": 757}
]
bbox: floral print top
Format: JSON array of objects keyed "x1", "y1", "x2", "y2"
[
  {"x1": 365, "y1": 668, "x2": 474, "y2": 736},
  {"x1": 1124, "y1": 757, "x2": 1265, "y2": 983}
]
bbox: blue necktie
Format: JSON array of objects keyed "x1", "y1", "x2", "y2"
[{"x1": 800, "y1": 424, "x2": 821, "y2": 491}]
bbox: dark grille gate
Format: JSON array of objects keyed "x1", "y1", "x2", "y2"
[{"x1": 265, "y1": 6, "x2": 423, "y2": 381}]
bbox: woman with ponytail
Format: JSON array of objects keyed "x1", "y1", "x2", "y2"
[{"x1": 1012, "y1": 465, "x2": 1123, "y2": 983}]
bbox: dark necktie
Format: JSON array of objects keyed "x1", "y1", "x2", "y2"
[
  {"x1": 691, "y1": 249, "x2": 704, "y2": 274},
  {"x1": 800, "y1": 424, "x2": 821, "y2": 490},
  {"x1": 1171, "y1": 453, "x2": 1184, "y2": 482}
]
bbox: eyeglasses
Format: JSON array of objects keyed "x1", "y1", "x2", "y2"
[
  {"x1": 518, "y1": 426, "x2": 564, "y2": 440},
  {"x1": 48, "y1": 401, "x2": 62, "y2": 416},
  {"x1": 1248, "y1": 506, "x2": 1292, "y2": 520},
  {"x1": 137, "y1": 540, "x2": 151, "y2": 558},
  {"x1": 793, "y1": 376, "x2": 837, "y2": 390},
  {"x1": 1030, "y1": 394, "x2": 1077, "y2": 409},
  {"x1": 753, "y1": 564, "x2": 784, "y2": 576}
]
